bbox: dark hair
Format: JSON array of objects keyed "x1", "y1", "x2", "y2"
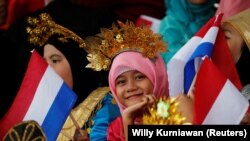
[
  {"x1": 236, "y1": 43, "x2": 250, "y2": 87},
  {"x1": 35, "y1": 34, "x2": 108, "y2": 106}
]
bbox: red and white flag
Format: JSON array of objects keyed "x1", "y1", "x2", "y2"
[{"x1": 194, "y1": 58, "x2": 248, "y2": 124}]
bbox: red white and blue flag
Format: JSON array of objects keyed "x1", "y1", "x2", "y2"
[
  {"x1": 194, "y1": 58, "x2": 249, "y2": 124},
  {"x1": 0, "y1": 51, "x2": 77, "y2": 140},
  {"x1": 167, "y1": 13, "x2": 242, "y2": 97}
]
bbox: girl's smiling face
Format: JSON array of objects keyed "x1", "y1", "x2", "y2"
[{"x1": 115, "y1": 70, "x2": 154, "y2": 107}]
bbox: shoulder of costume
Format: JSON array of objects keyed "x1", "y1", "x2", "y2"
[{"x1": 57, "y1": 86, "x2": 110, "y2": 140}]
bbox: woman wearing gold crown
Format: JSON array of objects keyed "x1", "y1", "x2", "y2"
[
  {"x1": 84, "y1": 21, "x2": 194, "y2": 141},
  {"x1": 221, "y1": 8, "x2": 250, "y2": 124},
  {"x1": 24, "y1": 13, "x2": 121, "y2": 141}
]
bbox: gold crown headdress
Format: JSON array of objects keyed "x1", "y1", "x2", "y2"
[
  {"x1": 85, "y1": 21, "x2": 167, "y2": 71},
  {"x1": 26, "y1": 13, "x2": 86, "y2": 49}
]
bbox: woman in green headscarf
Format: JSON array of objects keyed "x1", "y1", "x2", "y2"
[{"x1": 158, "y1": 0, "x2": 216, "y2": 64}]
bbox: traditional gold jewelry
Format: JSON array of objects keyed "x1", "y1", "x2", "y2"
[
  {"x1": 142, "y1": 97, "x2": 191, "y2": 125},
  {"x1": 26, "y1": 13, "x2": 86, "y2": 49},
  {"x1": 26, "y1": 14, "x2": 168, "y2": 71},
  {"x1": 85, "y1": 20, "x2": 167, "y2": 71}
]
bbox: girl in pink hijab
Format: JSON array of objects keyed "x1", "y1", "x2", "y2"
[
  {"x1": 83, "y1": 20, "x2": 193, "y2": 141},
  {"x1": 107, "y1": 51, "x2": 169, "y2": 141},
  {"x1": 216, "y1": 0, "x2": 250, "y2": 20}
]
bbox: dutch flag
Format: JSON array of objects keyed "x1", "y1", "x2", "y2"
[{"x1": 0, "y1": 51, "x2": 77, "y2": 140}]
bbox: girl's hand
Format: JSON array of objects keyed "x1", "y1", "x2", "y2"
[
  {"x1": 122, "y1": 95, "x2": 156, "y2": 141},
  {"x1": 122, "y1": 95, "x2": 156, "y2": 124}
]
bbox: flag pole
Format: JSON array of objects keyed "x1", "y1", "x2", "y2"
[
  {"x1": 187, "y1": 57, "x2": 207, "y2": 98},
  {"x1": 187, "y1": 74, "x2": 196, "y2": 99},
  {"x1": 69, "y1": 113, "x2": 84, "y2": 137}
]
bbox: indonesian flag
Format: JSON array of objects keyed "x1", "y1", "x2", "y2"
[
  {"x1": 194, "y1": 58, "x2": 249, "y2": 124},
  {"x1": 167, "y1": 13, "x2": 242, "y2": 97},
  {"x1": 0, "y1": 51, "x2": 77, "y2": 141}
]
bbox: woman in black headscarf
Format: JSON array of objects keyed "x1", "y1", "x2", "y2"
[
  {"x1": 34, "y1": 34, "x2": 106, "y2": 106},
  {"x1": 0, "y1": 0, "x2": 117, "y2": 119},
  {"x1": 26, "y1": 13, "x2": 120, "y2": 140}
]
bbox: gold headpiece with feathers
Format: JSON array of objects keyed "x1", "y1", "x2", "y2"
[
  {"x1": 26, "y1": 13, "x2": 86, "y2": 49},
  {"x1": 26, "y1": 14, "x2": 167, "y2": 71},
  {"x1": 85, "y1": 21, "x2": 167, "y2": 71}
]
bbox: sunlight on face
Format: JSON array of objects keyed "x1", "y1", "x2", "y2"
[
  {"x1": 43, "y1": 44, "x2": 73, "y2": 88},
  {"x1": 115, "y1": 70, "x2": 154, "y2": 107},
  {"x1": 222, "y1": 23, "x2": 244, "y2": 63}
]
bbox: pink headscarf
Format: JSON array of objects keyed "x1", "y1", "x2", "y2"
[
  {"x1": 216, "y1": 0, "x2": 250, "y2": 20},
  {"x1": 109, "y1": 51, "x2": 169, "y2": 112}
]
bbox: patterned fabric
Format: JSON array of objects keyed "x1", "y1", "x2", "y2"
[
  {"x1": 3, "y1": 120, "x2": 46, "y2": 141},
  {"x1": 89, "y1": 94, "x2": 120, "y2": 141}
]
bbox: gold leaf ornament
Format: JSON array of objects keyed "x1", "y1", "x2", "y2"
[{"x1": 142, "y1": 97, "x2": 190, "y2": 125}]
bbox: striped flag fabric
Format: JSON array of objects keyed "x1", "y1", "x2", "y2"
[
  {"x1": 0, "y1": 51, "x2": 77, "y2": 140},
  {"x1": 194, "y1": 58, "x2": 249, "y2": 124},
  {"x1": 167, "y1": 13, "x2": 241, "y2": 97},
  {"x1": 183, "y1": 14, "x2": 222, "y2": 94}
]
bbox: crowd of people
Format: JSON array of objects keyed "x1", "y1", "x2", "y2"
[{"x1": 0, "y1": 0, "x2": 250, "y2": 140}]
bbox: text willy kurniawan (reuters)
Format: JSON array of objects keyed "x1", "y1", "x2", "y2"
[{"x1": 128, "y1": 125, "x2": 250, "y2": 140}]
